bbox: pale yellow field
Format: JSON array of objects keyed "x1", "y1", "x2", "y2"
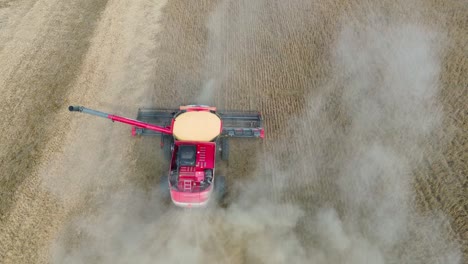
[{"x1": 0, "y1": 0, "x2": 466, "y2": 263}]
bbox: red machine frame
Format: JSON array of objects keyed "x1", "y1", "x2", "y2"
[{"x1": 69, "y1": 105, "x2": 264, "y2": 208}]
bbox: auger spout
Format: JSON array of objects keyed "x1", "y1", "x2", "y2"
[{"x1": 68, "y1": 106, "x2": 172, "y2": 135}]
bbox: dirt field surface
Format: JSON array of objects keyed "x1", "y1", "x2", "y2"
[{"x1": 0, "y1": 0, "x2": 466, "y2": 263}]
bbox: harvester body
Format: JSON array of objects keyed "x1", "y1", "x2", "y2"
[
  {"x1": 168, "y1": 141, "x2": 216, "y2": 207},
  {"x1": 69, "y1": 105, "x2": 264, "y2": 208}
]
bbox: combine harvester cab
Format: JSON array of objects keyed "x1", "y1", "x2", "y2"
[{"x1": 69, "y1": 104, "x2": 264, "y2": 208}]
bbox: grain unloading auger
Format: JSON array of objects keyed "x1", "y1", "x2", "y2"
[{"x1": 69, "y1": 105, "x2": 264, "y2": 207}]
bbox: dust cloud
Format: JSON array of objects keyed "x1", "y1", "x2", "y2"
[
  {"x1": 49, "y1": 1, "x2": 462, "y2": 264},
  {"x1": 254, "y1": 15, "x2": 460, "y2": 264}
]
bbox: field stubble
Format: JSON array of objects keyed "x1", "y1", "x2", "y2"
[{"x1": 0, "y1": 0, "x2": 466, "y2": 263}]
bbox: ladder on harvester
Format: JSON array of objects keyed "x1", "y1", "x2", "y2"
[{"x1": 183, "y1": 180, "x2": 192, "y2": 191}]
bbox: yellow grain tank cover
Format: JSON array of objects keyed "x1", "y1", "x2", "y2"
[{"x1": 172, "y1": 111, "x2": 221, "y2": 142}]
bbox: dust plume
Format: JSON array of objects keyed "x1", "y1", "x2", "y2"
[{"x1": 248, "y1": 14, "x2": 460, "y2": 264}]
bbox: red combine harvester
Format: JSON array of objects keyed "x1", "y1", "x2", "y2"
[{"x1": 68, "y1": 105, "x2": 264, "y2": 208}]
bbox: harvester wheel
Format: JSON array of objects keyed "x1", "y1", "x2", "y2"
[
  {"x1": 162, "y1": 135, "x2": 174, "y2": 161},
  {"x1": 221, "y1": 138, "x2": 229, "y2": 161},
  {"x1": 160, "y1": 175, "x2": 170, "y2": 200},
  {"x1": 214, "y1": 175, "x2": 226, "y2": 202}
]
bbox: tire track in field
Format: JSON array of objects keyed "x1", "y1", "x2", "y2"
[
  {"x1": 0, "y1": 0, "x2": 168, "y2": 263},
  {"x1": 0, "y1": 0, "x2": 40, "y2": 53},
  {"x1": 0, "y1": 0, "x2": 108, "y2": 220},
  {"x1": 0, "y1": 0, "x2": 110, "y2": 261}
]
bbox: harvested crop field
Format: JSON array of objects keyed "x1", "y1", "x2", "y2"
[{"x1": 0, "y1": 0, "x2": 466, "y2": 263}]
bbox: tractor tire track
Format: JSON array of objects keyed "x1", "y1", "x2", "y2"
[
  {"x1": 0, "y1": 0, "x2": 167, "y2": 263},
  {"x1": 0, "y1": 0, "x2": 108, "y2": 221}
]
